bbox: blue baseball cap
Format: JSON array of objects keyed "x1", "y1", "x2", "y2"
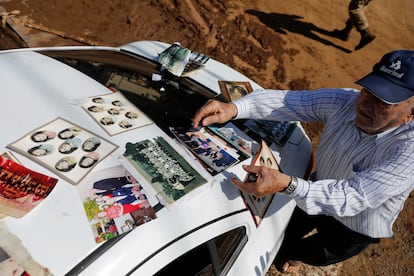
[{"x1": 356, "y1": 50, "x2": 414, "y2": 104}]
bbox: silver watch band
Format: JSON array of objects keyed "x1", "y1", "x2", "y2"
[{"x1": 283, "y1": 176, "x2": 298, "y2": 195}]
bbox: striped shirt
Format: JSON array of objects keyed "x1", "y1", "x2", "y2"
[{"x1": 233, "y1": 88, "x2": 414, "y2": 238}]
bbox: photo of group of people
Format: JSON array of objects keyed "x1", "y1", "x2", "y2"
[
  {"x1": 169, "y1": 126, "x2": 242, "y2": 175},
  {"x1": 8, "y1": 118, "x2": 118, "y2": 185},
  {"x1": 78, "y1": 166, "x2": 157, "y2": 243},
  {"x1": 120, "y1": 136, "x2": 208, "y2": 208},
  {"x1": 0, "y1": 155, "x2": 58, "y2": 218},
  {"x1": 208, "y1": 122, "x2": 258, "y2": 157},
  {"x1": 82, "y1": 91, "x2": 153, "y2": 136}
]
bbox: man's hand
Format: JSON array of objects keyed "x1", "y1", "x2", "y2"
[
  {"x1": 192, "y1": 99, "x2": 238, "y2": 129},
  {"x1": 231, "y1": 165, "x2": 292, "y2": 197}
]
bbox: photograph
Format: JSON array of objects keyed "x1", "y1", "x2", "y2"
[
  {"x1": 1, "y1": 150, "x2": 20, "y2": 163},
  {"x1": 0, "y1": 246, "x2": 28, "y2": 276},
  {"x1": 158, "y1": 42, "x2": 191, "y2": 77},
  {"x1": 77, "y1": 166, "x2": 157, "y2": 243},
  {"x1": 8, "y1": 117, "x2": 118, "y2": 185},
  {"x1": 119, "y1": 136, "x2": 208, "y2": 208},
  {"x1": 241, "y1": 140, "x2": 279, "y2": 226},
  {"x1": 218, "y1": 81, "x2": 253, "y2": 102},
  {"x1": 170, "y1": 126, "x2": 242, "y2": 175},
  {"x1": 0, "y1": 155, "x2": 58, "y2": 218},
  {"x1": 82, "y1": 91, "x2": 153, "y2": 136},
  {"x1": 0, "y1": 222, "x2": 52, "y2": 276},
  {"x1": 208, "y1": 122, "x2": 259, "y2": 157}
]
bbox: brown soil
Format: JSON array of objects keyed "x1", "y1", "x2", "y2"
[{"x1": 1, "y1": 0, "x2": 413, "y2": 275}]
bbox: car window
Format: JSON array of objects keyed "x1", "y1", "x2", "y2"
[
  {"x1": 40, "y1": 49, "x2": 263, "y2": 146},
  {"x1": 40, "y1": 50, "x2": 214, "y2": 133},
  {"x1": 154, "y1": 226, "x2": 247, "y2": 276}
]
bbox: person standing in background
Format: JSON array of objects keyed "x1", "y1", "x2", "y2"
[{"x1": 332, "y1": 0, "x2": 376, "y2": 50}]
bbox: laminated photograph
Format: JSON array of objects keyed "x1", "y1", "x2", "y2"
[
  {"x1": 8, "y1": 117, "x2": 118, "y2": 185},
  {"x1": 169, "y1": 125, "x2": 245, "y2": 175},
  {"x1": 241, "y1": 140, "x2": 279, "y2": 226},
  {"x1": 208, "y1": 122, "x2": 259, "y2": 157},
  {"x1": 218, "y1": 81, "x2": 253, "y2": 102},
  {"x1": 77, "y1": 166, "x2": 157, "y2": 243},
  {"x1": 81, "y1": 91, "x2": 153, "y2": 136},
  {"x1": 119, "y1": 136, "x2": 209, "y2": 210},
  {"x1": 0, "y1": 221, "x2": 51, "y2": 275},
  {"x1": 158, "y1": 42, "x2": 209, "y2": 77},
  {"x1": 158, "y1": 42, "x2": 192, "y2": 77}
]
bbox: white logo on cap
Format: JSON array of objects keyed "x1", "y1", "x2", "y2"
[
  {"x1": 389, "y1": 60, "x2": 401, "y2": 70},
  {"x1": 379, "y1": 59, "x2": 404, "y2": 79}
]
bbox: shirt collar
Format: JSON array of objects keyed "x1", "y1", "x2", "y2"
[
  {"x1": 372, "y1": 122, "x2": 412, "y2": 144},
  {"x1": 349, "y1": 117, "x2": 411, "y2": 144}
]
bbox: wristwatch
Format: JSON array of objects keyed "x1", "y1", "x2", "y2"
[{"x1": 283, "y1": 176, "x2": 298, "y2": 195}]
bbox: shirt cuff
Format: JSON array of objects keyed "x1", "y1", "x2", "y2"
[
  {"x1": 232, "y1": 99, "x2": 249, "y2": 119},
  {"x1": 288, "y1": 177, "x2": 309, "y2": 198}
]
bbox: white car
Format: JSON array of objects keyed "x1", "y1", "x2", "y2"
[{"x1": 0, "y1": 41, "x2": 312, "y2": 276}]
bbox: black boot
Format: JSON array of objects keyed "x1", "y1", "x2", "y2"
[
  {"x1": 331, "y1": 19, "x2": 353, "y2": 41},
  {"x1": 355, "y1": 29, "x2": 376, "y2": 50},
  {"x1": 331, "y1": 28, "x2": 351, "y2": 41}
]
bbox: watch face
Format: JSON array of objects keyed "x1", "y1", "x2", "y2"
[{"x1": 246, "y1": 172, "x2": 258, "y2": 182}]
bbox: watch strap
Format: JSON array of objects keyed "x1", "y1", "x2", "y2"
[{"x1": 283, "y1": 176, "x2": 298, "y2": 195}]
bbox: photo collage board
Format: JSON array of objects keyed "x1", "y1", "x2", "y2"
[
  {"x1": 8, "y1": 117, "x2": 118, "y2": 185},
  {"x1": 81, "y1": 91, "x2": 153, "y2": 136}
]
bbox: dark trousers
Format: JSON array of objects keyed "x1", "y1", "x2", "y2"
[{"x1": 274, "y1": 206, "x2": 380, "y2": 270}]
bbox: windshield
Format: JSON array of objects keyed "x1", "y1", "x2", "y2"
[{"x1": 39, "y1": 49, "x2": 216, "y2": 133}]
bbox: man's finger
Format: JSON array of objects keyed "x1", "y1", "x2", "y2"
[
  {"x1": 192, "y1": 112, "x2": 206, "y2": 129},
  {"x1": 231, "y1": 177, "x2": 256, "y2": 193},
  {"x1": 230, "y1": 177, "x2": 245, "y2": 188},
  {"x1": 242, "y1": 165, "x2": 261, "y2": 174},
  {"x1": 199, "y1": 114, "x2": 219, "y2": 127},
  {"x1": 192, "y1": 101, "x2": 216, "y2": 128}
]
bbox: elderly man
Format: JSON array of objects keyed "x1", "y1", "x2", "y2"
[{"x1": 192, "y1": 50, "x2": 414, "y2": 273}]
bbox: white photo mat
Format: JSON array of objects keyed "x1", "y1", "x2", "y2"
[
  {"x1": 81, "y1": 91, "x2": 153, "y2": 136},
  {"x1": 8, "y1": 117, "x2": 118, "y2": 185}
]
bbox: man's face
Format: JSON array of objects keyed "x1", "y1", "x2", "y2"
[{"x1": 355, "y1": 88, "x2": 414, "y2": 134}]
